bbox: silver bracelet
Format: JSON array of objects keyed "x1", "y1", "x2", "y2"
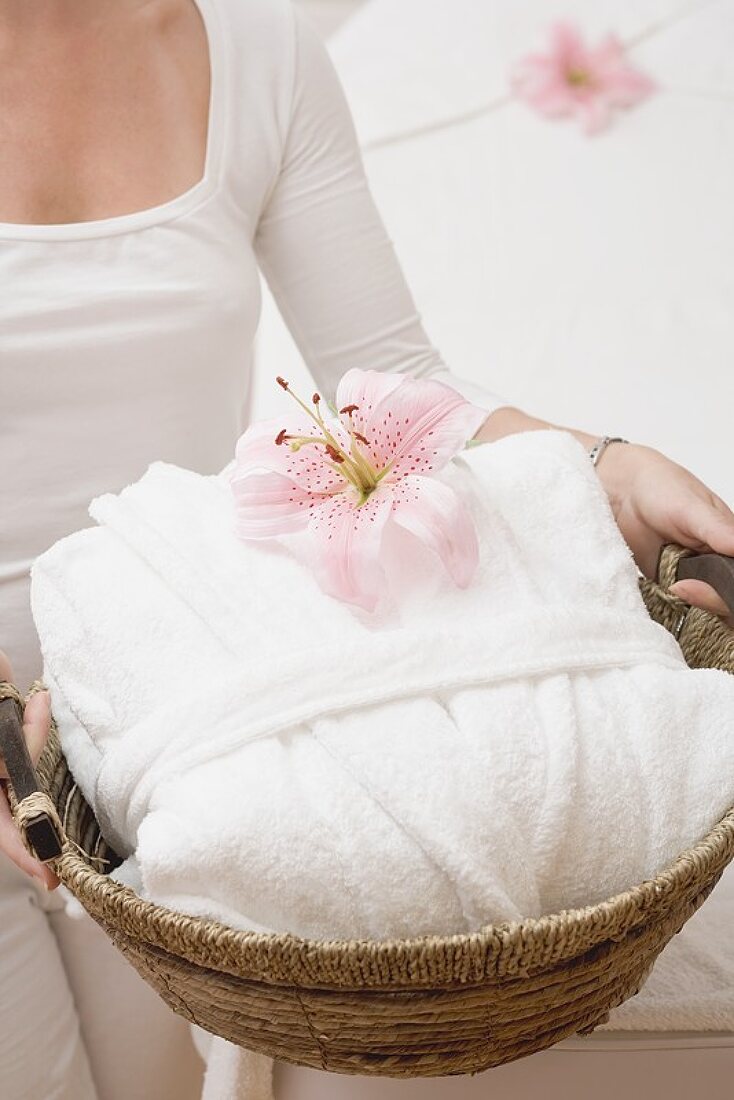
[{"x1": 588, "y1": 435, "x2": 630, "y2": 467}]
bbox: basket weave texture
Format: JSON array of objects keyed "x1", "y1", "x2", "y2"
[{"x1": 16, "y1": 543, "x2": 734, "y2": 1077}]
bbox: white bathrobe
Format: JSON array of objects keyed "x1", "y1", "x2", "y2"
[{"x1": 30, "y1": 428, "x2": 734, "y2": 942}]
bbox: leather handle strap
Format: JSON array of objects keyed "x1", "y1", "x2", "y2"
[
  {"x1": 676, "y1": 552, "x2": 734, "y2": 616},
  {"x1": 654, "y1": 543, "x2": 734, "y2": 641},
  {"x1": 0, "y1": 690, "x2": 64, "y2": 862}
]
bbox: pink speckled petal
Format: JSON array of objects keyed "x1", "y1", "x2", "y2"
[
  {"x1": 335, "y1": 369, "x2": 484, "y2": 478},
  {"x1": 335, "y1": 367, "x2": 405, "y2": 418},
  {"x1": 334, "y1": 368, "x2": 405, "y2": 462},
  {"x1": 233, "y1": 416, "x2": 348, "y2": 497},
  {"x1": 229, "y1": 470, "x2": 320, "y2": 539},
  {"x1": 305, "y1": 485, "x2": 394, "y2": 612},
  {"x1": 390, "y1": 475, "x2": 479, "y2": 588},
  {"x1": 361, "y1": 376, "x2": 487, "y2": 480}
]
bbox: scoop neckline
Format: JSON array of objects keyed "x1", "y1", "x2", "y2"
[{"x1": 0, "y1": 0, "x2": 226, "y2": 242}]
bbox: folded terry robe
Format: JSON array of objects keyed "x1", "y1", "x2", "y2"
[{"x1": 30, "y1": 428, "x2": 734, "y2": 940}]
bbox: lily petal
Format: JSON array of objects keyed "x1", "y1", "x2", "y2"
[
  {"x1": 229, "y1": 470, "x2": 317, "y2": 539},
  {"x1": 334, "y1": 368, "x2": 405, "y2": 467},
  {"x1": 549, "y1": 21, "x2": 588, "y2": 71},
  {"x1": 577, "y1": 93, "x2": 612, "y2": 135},
  {"x1": 511, "y1": 21, "x2": 655, "y2": 133},
  {"x1": 305, "y1": 485, "x2": 394, "y2": 612},
  {"x1": 390, "y1": 475, "x2": 479, "y2": 588},
  {"x1": 360, "y1": 374, "x2": 487, "y2": 480},
  {"x1": 233, "y1": 416, "x2": 348, "y2": 497},
  {"x1": 603, "y1": 66, "x2": 656, "y2": 107},
  {"x1": 510, "y1": 58, "x2": 569, "y2": 111},
  {"x1": 590, "y1": 34, "x2": 655, "y2": 105},
  {"x1": 334, "y1": 367, "x2": 404, "y2": 437},
  {"x1": 589, "y1": 32, "x2": 626, "y2": 74},
  {"x1": 514, "y1": 66, "x2": 578, "y2": 116}
]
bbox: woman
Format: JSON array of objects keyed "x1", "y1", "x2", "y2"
[{"x1": 1, "y1": 1, "x2": 733, "y2": 1097}]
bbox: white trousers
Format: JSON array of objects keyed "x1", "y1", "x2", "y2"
[{"x1": 0, "y1": 851, "x2": 204, "y2": 1100}]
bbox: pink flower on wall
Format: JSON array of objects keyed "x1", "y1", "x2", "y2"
[
  {"x1": 510, "y1": 22, "x2": 655, "y2": 135},
  {"x1": 229, "y1": 369, "x2": 487, "y2": 611}
]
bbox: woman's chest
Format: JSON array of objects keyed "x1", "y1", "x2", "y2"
[
  {"x1": 0, "y1": 0, "x2": 210, "y2": 226},
  {"x1": 0, "y1": 218, "x2": 263, "y2": 491},
  {"x1": 0, "y1": 221, "x2": 262, "y2": 360}
]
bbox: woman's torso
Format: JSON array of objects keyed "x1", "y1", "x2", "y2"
[{"x1": 0, "y1": 0, "x2": 295, "y2": 688}]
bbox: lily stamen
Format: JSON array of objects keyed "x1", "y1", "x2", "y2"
[
  {"x1": 275, "y1": 375, "x2": 352, "y2": 466},
  {"x1": 273, "y1": 377, "x2": 382, "y2": 499}
]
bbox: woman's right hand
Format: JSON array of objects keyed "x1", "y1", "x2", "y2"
[{"x1": 0, "y1": 650, "x2": 59, "y2": 889}]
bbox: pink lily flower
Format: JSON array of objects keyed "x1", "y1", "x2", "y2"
[
  {"x1": 228, "y1": 369, "x2": 488, "y2": 611},
  {"x1": 510, "y1": 21, "x2": 655, "y2": 135}
]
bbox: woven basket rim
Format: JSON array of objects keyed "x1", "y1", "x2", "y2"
[{"x1": 44, "y1": 713, "x2": 734, "y2": 989}]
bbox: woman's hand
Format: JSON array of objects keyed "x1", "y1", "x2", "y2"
[
  {"x1": 474, "y1": 407, "x2": 734, "y2": 628},
  {"x1": 0, "y1": 651, "x2": 59, "y2": 889},
  {"x1": 591, "y1": 442, "x2": 734, "y2": 627}
]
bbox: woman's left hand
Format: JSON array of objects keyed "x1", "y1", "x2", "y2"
[{"x1": 594, "y1": 441, "x2": 734, "y2": 628}]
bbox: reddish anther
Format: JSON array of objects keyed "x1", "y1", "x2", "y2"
[
  {"x1": 340, "y1": 404, "x2": 359, "y2": 416},
  {"x1": 276, "y1": 376, "x2": 289, "y2": 390},
  {"x1": 312, "y1": 392, "x2": 321, "y2": 405},
  {"x1": 325, "y1": 443, "x2": 345, "y2": 463},
  {"x1": 354, "y1": 431, "x2": 370, "y2": 445},
  {"x1": 275, "y1": 428, "x2": 289, "y2": 446}
]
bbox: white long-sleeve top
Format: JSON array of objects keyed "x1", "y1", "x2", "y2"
[{"x1": 0, "y1": 0, "x2": 506, "y2": 690}]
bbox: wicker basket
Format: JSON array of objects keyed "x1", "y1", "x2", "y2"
[{"x1": 2, "y1": 542, "x2": 734, "y2": 1079}]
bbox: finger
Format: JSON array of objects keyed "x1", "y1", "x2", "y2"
[
  {"x1": 0, "y1": 690, "x2": 51, "y2": 780},
  {"x1": 0, "y1": 649, "x2": 18, "y2": 779},
  {"x1": 674, "y1": 494, "x2": 734, "y2": 558},
  {"x1": 0, "y1": 787, "x2": 58, "y2": 888},
  {"x1": 22, "y1": 690, "x2": 51, "y2": 766},
  {"x1": 0, "y1": 649, "x2": 15, "y2": 684},
  {"x1": 0, "y1": 687, "x2": 60, "y2": 889},
  {"x1": 41, "y1": 864, "x2": 61, "y2": 890},
  {"x1": 669, "y1": 579, "x2": 734, "y2": 626}
]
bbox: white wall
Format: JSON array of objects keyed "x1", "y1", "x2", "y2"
[{"x1": 258, "y1": 1, "x2": 734, "y2": 506}]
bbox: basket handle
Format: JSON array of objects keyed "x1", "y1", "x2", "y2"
[
  {"x1": 0, "y1": 688, "x2": 64, "y2": 862},
  {"x1": 657, "y1": 544, "x2": 734, "y2": 613},
  {"x1": 674, "y1": 552, "x2": 734, "y2": 613}
]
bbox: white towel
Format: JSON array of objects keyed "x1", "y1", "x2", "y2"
[{"x1": 30, "y1": 427, "x2": 734, "y2": 944}]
